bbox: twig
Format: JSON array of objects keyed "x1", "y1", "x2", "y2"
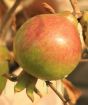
[
  {"x1": 3, "y1": 73, "x2": 18, "y2": 82},
  {"x1": 34, "y1": 87, "x2": 43, "y2": 98},
  {"x1": 69, "y1": 0, "x2": 82, "y2": 18},
  {"x1": 0, "y1": 0, "x2": 21, "y2": 39},
  {"x1": 45, "y1": 81, "x2": 73, "y2": 105},
  {"x1": 42, "y1": 2, "x2": 56, "y2": 14},
  {"x1": 0, "y1": 0, "x2": 7, "y2": 12},
  {"x1": 62, "y1": 79, "x2": 81, "y2": 105},
  {"x1": 80, "y1": 59, "x2": 88, "y2": 62}
]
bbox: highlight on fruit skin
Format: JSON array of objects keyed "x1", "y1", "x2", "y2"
[{"x1": 14, "y1": 13, "x2": 82, "y2": 80}]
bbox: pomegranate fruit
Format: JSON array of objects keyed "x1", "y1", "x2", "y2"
[
  {"x1": 14, "y1": 14, "x2": 82, "y2": 80},
  {"x1": 59, "y1": 11, "x2": 78, "y2": 27}
]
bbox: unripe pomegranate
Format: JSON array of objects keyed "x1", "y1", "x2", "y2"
[{"x1": 14, "y1": 14, "x2": 82, "y2": 80}]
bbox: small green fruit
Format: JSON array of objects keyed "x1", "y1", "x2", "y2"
[
  {"x1": 0, "y1": 45, "x2": 10, "y2": 61},
  {"x1": 0, "y1": 45, "x2": 10, "y2": 75},
  {"x1": 0, "y1": 76, "x2": 7, "y2": 94}
]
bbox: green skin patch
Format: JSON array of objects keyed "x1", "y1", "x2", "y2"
[{"x1": 15, "y1": 44, "x2": 80, "y2": 80}]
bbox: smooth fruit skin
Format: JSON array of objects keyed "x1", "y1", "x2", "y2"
[
  {"x1": 59, "y1": 11, "x2": 78, "y2": 27},
  {"x1": 14, "y1": 14, "x2": 82, "y2": 80}
]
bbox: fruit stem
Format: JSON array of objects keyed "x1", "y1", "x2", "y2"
[
  {"x1": 69, "y1": 0, "x2": 82, "y2": 18},
  {"x1": 46, "y1": 81, "x2": 74, "y2": 105},
  {"x1": 0, "y1": 0, "x2": 21, "y2": 39},
  {"x1": 34, "y1": 87, "x2": 43, "y2": 98}
]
